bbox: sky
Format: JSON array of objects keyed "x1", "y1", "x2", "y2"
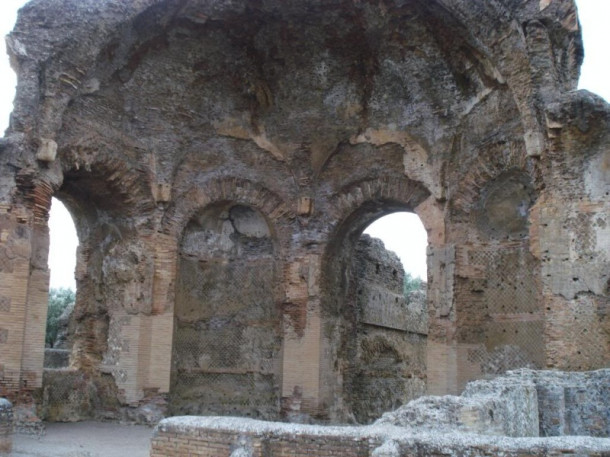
[{"x1": 1, "y1": 0, "x2": 608, "y2": 290}]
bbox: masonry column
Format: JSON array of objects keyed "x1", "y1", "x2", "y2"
[
  {"x1": 95, "y1": 233, "x2": 156, "y2": 405},
  {"x1": 140, "y1": 232, "x2": 177, "y2": 396},
  {"x1": 0, "y1": 176, "x2": 51, "y2": 398},
  {"x1": 0, "y1": 205, "x2": 32, "y2": 396},
  {"x1": 280, "y1": 252, "x2": 324, "y2": 420},
  {"x1": 425, "y1": 243, "x2": 458, "y2": 395},
  {"x1": 414, "y1": 197, "x2": 459, "y2": 396}
]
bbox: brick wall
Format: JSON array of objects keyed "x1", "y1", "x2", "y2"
[
  {"x1": 151, "y1": 425, "x2": 372, "y2": 457},
  {"x1": 151, "y1": 370, "x2": 610, "y2": 457},
  {"x1": 150, "y1": 416, "x2": 610, "y2": 457}
]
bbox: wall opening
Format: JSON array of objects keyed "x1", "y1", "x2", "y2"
[
  {"x1": 364, "y1": 212, "x2": 428, "y2": 282},
  {"x1": 321, "y1": 203, "x2": 430, "y2": 424},
  {"x1": 170, "y1": 203, "x2": 282, "y2": 419},
  {"x1": 346, "y1": 211, "x2": 428, "y2": 424},
  {"x1": 44, "y1": 197, "x2": 78, "y2": 366}
]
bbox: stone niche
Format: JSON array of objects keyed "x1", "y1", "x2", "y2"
[
  {"x1": 0, "y1": 0, "x2": 608, "y2": 426},
  {"x1": 170, "y1": 203, "x2": 281, "y2": 419}
]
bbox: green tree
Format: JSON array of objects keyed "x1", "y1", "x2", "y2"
[
  {"x1": 403, "y1": 272, "x2": 422, "y2": 298},
  {"x1": 46, "y1": 287, "x2": 75, "y2": 348}
]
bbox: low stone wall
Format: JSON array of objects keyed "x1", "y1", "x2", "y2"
[
  {"x1": 378, "y1": 368, "x2": 610, "y2": 438},
  {"x1": 0, "y1": 398, "x2": 12, "y2": 455},
  {"x1": 150, "y1": 369, "x2": 610, "y2": 457},
  {"x1": 151, "y1": 417, "x2": 610, "y2": 457}
]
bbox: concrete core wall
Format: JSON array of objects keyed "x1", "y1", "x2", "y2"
[{"x1": 170, "y1": 204, "x2": 281, "y2": 419}]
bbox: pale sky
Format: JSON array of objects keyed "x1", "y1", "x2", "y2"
[{"x1": 1, "y1": 0, "x2": 608, "y2": 289}]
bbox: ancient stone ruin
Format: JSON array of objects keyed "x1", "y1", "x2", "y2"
[{"x1": 0, "y1": 0, "x2": 608, "y2": 442}]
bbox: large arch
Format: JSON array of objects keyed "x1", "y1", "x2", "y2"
[{"x1": 319, "y1": 176, "x2": 431, "y2": 422}]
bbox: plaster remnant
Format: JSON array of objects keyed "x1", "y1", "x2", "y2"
[
  {"x1": 371, "y1": 440, "x2": 400, "y2": 457},
  {"x1": 36, "y1": 139, "x2": 57, "y2": 162}
]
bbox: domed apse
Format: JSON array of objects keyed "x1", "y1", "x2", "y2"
[{"x1": 45, "y1": 197, "x2": 78, "y2": 367}]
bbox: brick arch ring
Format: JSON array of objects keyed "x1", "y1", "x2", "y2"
[
  {"x1": 327, "y1": 176, "x2": 432, "y2": 241},
  {"x1": 161, "y1": 177, "x2": 295, "y2": 253}
]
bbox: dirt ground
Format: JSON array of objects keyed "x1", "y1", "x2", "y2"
[{"x1": 11, "y1": 421, "x2": 153, "y2": 457}]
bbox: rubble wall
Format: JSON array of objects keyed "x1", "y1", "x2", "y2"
[
  {"x1": 0, "y1": 398, "x2": 12, "y2": 454},
  {"x1": 170, "y1": 204, "x2": 281, "y2": 419},
  {"x1": 150, "y1": 422, "x2": 610, "y2": 457}
]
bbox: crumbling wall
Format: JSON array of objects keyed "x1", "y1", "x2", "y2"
[
  {"x1": 0, "y1": 398, "x2": 12, "y2": 454},
  {"x1": 345, "y1": 235, "x2": 426, "y2": 424},
  {"x1": 534, "y1": 91, "x2": 610, "y2": 372}
]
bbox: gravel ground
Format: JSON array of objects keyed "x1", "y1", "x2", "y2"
[{"x1": 11, "y1": 421, "x2": 153, "y2": 457}]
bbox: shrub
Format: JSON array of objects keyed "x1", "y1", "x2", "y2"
[
  {"x1": 403, "y1": 272, "x2": 422, "y2": 298},
  {"x1": 46, "y1": 287, "x2": 75, "y2": 348}
]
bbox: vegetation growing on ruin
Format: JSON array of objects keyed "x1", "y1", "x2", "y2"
[
  {"x1": 403, "y1": 272, "x2": 422, "y2": 298},
  {"x1": 46, "y1": 288, "x2": 74, "y2": 348}
]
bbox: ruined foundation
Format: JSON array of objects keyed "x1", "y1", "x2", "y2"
[
  {"x1": 150, "y1": 369, "x2": 610, "y2": 457},
  {"x1": 0, "y1": 0, "x2": 608, "y2": 432}
]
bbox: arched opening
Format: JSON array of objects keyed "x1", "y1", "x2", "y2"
[
  {"x1": 40, "y1": 195, "x2": 90, "y2": 422},
  {"x1": 364, "y1": 212, "x2": 428, "y2": 282},
  {"x1": 170, "y1": 202, "x2": 282, "y2": 419},
  {"x1": 43, "y1": 197, "x2": 78, "y2": 366},
  {"x1": 39, "y1": 162, "x2": 156, "y2": 421},
  {"x1": 321, "y1": 201, "x2": 431, "y2": 424},
  {"x1": 349, "y1": 212, "x2": 428, "y2": 424}
]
